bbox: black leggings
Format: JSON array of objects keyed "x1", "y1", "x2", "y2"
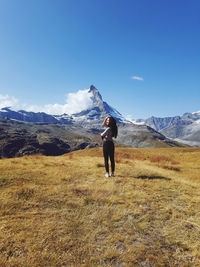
[{"x1": 103, "y1": 141, "x2": 115, "y2": 173}]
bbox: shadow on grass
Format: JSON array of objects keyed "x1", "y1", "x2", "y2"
[
  {"x1": 116, "y1": 175, "x2": 171, "y2": 181},
  {"x1": 135, "y1": 175, "x2": 171, "y2": 181}
]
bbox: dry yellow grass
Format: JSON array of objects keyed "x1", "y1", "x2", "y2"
[{"x1": 0, "y1": 147, "x2": 200, "y2": 266}]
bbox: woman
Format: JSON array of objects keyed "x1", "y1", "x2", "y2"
[{"x1": 101, "y1": 116, "x2": 118, "y2": 177}]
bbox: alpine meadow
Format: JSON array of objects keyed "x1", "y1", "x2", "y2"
[{"x1": 0, "y1": 147, "x2": 200, "y2": 266}]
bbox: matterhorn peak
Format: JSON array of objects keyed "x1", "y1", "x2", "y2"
[
  {"x1": 69, "y1": 85, "x2": 128, "y2": 125},
  {"x1": 88, "y1": 85, "x2": 97, "y2": 92},
  {"x1": 88, "y1": 85, "x2": 103, "y2": 103}
]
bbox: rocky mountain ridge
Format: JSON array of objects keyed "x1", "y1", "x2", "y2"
[
  {"x1": 0, "y1": 85, "x2": 190, "y2": 157},
  {"x1": 0, "y1": 85, "x2": 128, "y2": 127},
  {"x1": 142, "y1": 111, "x2": 200, "y2": 146},
  {"x1": 0, "y1": 117, "x2": 186, "y2": 158}
]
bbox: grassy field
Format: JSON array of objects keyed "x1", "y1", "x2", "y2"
[{"x1": 0, "y1": 147, "x2": 200, "y2": 266}]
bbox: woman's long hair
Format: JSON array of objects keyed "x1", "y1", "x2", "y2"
[{"x1": 108, "y1": 116, "x2": 118, "y2": 138}]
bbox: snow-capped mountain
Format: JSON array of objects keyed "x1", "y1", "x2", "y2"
[
  {"x1": 173, "y1": 119, "x2": 200, "y2": 147},
  {"x1": 0, "y1": 85, "x2": 130, "y2": 127},
  {"x1": 0, "y1": 107, "x2": 59, "y2": 123},
  {"x1": 143, "y1": 111, "x2": 200, "y2": 146},
  {"x1": 125, "y1": 110, "x2": 200, "y2": 147},
  {"x1": 0, "y1": 85, "x2": 199, "y2": 147},
  {"x1": 0, "y1": 85, "x2": 188, "y2": 151},
  {"x1": 145, "y1": 111, "x2": 200, "y2": 132},
  {"x1": 69, "y1": 85, "x2": 130, "y2": 127}
]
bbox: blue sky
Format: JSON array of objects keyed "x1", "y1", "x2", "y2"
[{"x1": 0, "y1": 0, "x2": 200, "y2": 118}]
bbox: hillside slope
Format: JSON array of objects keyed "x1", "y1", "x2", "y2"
[
  {"x1": 144, "y1": 112, "x2": 200, "y2": 147},
  {"x1": 0, "y1": 118, "x2": 186, "y2": 158},
  {"x1": 117, "y1": 123, "x2": 186, "y2": 148},
  {"x1": 0, "y1": 147, "x2": 199, "y2": 266},
  {"x1": 0, "y1": 118, "x2": 99, "y2": 158}
]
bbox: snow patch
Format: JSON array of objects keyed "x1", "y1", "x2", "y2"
[
  {"x1": 192, "y1": 110, "x2": 200, "y2": 115},
  {"x1": 0, "y1": 108, "x2": 7, "y2": 112},
  {"x1": 125, "y1": 115, "x2": 145, "y2": 125}
]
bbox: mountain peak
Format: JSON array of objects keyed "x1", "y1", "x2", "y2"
[
  {"x1": 70, "y1": 85, "x2": 128, "y2": 124},
  {"x1": 88, "y1": 85, "x2": 103, "y2": 102},
  {"x1": 89, "y1": 85, "x2": 97, "y2": 92}
]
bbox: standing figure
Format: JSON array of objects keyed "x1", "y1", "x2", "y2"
[{"x1": 101, "y1": 116, "x2": 118, "y2": 177}]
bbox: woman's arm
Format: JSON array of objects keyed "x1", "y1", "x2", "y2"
[
  {"x1": 101, "y1": 127, "x2": 108, "y2": 137},
  {"x1": 102, "y1": 116, "x2": 109, "y2": 127}
]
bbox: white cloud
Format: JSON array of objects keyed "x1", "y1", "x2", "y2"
[
  {"x1": 131, "y1": 76, "x2": 144, "y2": 81},
  {"x1": 0, "y1": 94, "x2": 18, "y2": 109},
  {"x1": 64, "y1": 89, "x2": 94, "y2": 114},
  {"x1": 25, "y1": 89, "x2": 94, "y2": 115},
  {"x1": 0, "y1": 88, "x2": 94, "y2": 115}
]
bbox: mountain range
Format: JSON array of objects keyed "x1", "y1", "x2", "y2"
[
  {"x1": 133, "y1": 112, "x2": 200, "y2": 147},
  {"x1": 0, "y1": 85, "x2": 194, "y2": 158},
  {"x1": 0, "y1": 86, "x2": 128, "y2": 126}
]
